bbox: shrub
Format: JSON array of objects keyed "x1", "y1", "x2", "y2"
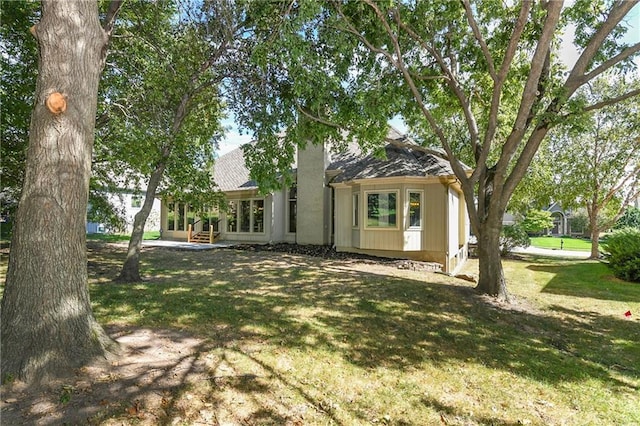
[
  {"x1": 601, "y1": 228, "x2": 640, "y2": 282},
  {"x1": 500, "y1": 224, "x2": 530, "y2": 256},
  {"x1": 522, "y1": 209, "x2": 554, "y2": 235},
  {"x1": 615, "y1": 206, "x2": 640, "y2": 230}
]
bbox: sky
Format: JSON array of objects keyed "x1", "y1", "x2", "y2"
[{"x1": 216, "y1": 4, "x2": 640, "y2": 157}]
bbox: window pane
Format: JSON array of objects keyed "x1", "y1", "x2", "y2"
[
  {"x1": 289, "y1": 200, "x2": 297, "y2": 233},
  {"x1": 167, "y1": 203, "x2": 175, "y2": 231},
  {"x1": 227, "y1": 201, "x2": 237, "y2": 232},
  {"x1": 409, "y1": 192, "x2": 421, "y2": 228},
  {"x1": 187, "y1": 205, "x2": 196, "y2": 227},
  {"x1": 353, "y1": 194, "x2": 359, "y2": 227},
  {"x1": 367, "y1": 192, "x2": 397, "y2": 227},
  {"x1": 204, "y1": 208, "x2": 219, "y2": 232},
  {"x1": 177, "y1": 203, "x2": 185, "y2": 230},
  {"x1": 240, "y1": 200, "x2": 251, "y2": 232},
  {"x1": 253, "y1": 200, "x2": 264, "y2": 233}
]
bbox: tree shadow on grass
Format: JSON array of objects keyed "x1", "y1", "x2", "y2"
[
  {"x1": 528, "y1": 261, "x2": 640, "y2": 302},
  {"x1": 25, "y1": 244, "x2": 636, "y2": 424}
]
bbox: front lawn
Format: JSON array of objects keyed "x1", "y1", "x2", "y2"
[
  {"x1": 1, "y1": 245, "x2": 638, "y2": 425},
  {"x1": 530, "y1": 236, "x2": 592, "y2": 251}
]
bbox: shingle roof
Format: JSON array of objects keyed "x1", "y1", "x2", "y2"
[
  {"x1": 214, "y1": 128, "x2": 458, "y2": 191},
  {"x1": 213, "y1": 146, "x2": 258, "y2": 191},
  {"x1": 328, "y1": 128, "x2": 457, "y2": 183}
]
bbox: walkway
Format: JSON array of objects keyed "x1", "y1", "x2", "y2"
[
  {"x1": 512, "y1": 245, "x2": 591, "y2": 259},
  {"x1": 140, "y1": 239, "x2": 245, "y2": 251}
]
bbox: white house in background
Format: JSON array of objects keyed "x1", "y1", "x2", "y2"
[
  {"x1": 87, "y1": 189, "x2": 161, "y2": 234},
  {"x1": 160, "y1": 128, "x2": 471, "y2": 274}
]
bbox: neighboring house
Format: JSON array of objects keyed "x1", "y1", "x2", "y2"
[
  {"x1": 87, "y1": 189, "x2": 161, "y2": 234},
  {"x1": 545, "y1": 202, "x2": 572, "y2": 236},
  {"x1": 160, "y1": 128, "x2": 471, "y2": 274}
]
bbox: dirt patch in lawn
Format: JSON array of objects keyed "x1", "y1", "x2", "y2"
[{"x1": 1, "y1": 326, "x2": 217, "y2": 425}]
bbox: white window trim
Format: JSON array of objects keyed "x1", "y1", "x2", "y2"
[
  {"x1": 406, "y1": 189, "x2": 424, "y2": 230},
  {"x1": 364, "y1": 190, "x2": 400, "y2": 230}
]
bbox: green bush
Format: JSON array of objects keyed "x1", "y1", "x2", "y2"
[
  {"x1": 601, "y1": 228, "x2": 640, "y2": 282},
  {"x1": 500, "y1": 224, "x2": 530, "y2": 256}
]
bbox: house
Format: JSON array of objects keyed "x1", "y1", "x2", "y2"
[
  {"x1": 159, "y1": 129, "x2": 471, "y2": 274},
  {"x1": 87, "y1": 188, "x2": 161, "y2": 234},
  {"x1": 545, "y1": 202, "x2": 572, "y2": 236}
]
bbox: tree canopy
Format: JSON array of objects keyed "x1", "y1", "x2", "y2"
[
  {"x1": 229, "y1": 0, "x2": 640, "y2": 299},
  {"x1": 550, "y1": 72, "x2": 640, "y2": 257}
]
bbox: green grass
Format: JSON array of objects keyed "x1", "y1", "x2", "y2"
[
  {"x1": 86, "y1": 230, "x2": 160, "y2": 243},
  {"x1": 530, "y1": 235, "x2": 592, "y2": 251},
  {"x1": 2, "y1": 246, "x2": 639, "y2": 424},
  {"x1": 87, "y1": 247, "x2": 640, "y2": 425}
]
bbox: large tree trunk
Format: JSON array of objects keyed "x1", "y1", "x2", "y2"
[
  {"x1": 0, "y1": 1, "x2": 118, "y2": 383},
  {"x1": 474, "y1": 220, "x2": 510, "y2": 301},
  {"x1": 116, "y1": 165, "x2": 165, "y2": 282}
]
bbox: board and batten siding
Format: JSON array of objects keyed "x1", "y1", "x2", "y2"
[{"x1": 333, "y1": 186, "x2": 353, "y2": 249}]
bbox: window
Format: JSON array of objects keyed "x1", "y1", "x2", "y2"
[
  {"x1": 366, "y1": 191, "x2": 397, "y2": 228},
  {"x1": 226, "y1": 199, "x2": 265, "y2": 234},
  {"x1": 177, "y1": 203, "x2": 186, "y2": 230},
  {"x1": 227, "y1": 201, "x2": 238, "y2": 232},
  {"x1": 131, "y1": 195, "x2": 142, "y2": 208},
  {"x1": 167, "y1": 203, "x2": 176, "y2": 231},
  {"x1": 203, "y1": 207, "x2": 219, "y2": 232},
  {"x1": 288, "y1": 185, "x2": 297, "y2": 233},
  {"x1": 253, "y1": 200, "x2": 264, "y2": 233},
  {"x1": 240, "y1": 200, "x2": 251, "y2": 232},
  {"x1": 408, "y1": 191, "x2": 422, "y2": 228},
  {"x1": 187, "y1": 205, "x2": 196, "y2": 228},
  {"x1": 352, "y1": 193, "x2": 359, "y2": 228}
]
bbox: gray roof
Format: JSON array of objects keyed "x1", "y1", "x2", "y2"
[
  {"x1": 214, "y1": 128, "x2": 457, "y2": 191},
  {"x1": 213, "y1": 146, "x2": 258, "y2": 191},
  {"x1": 328, "y1": 143, "x2": 455, "y2": 183},
  {"x1": 328, "y1": 128, "x2": 456, "y2": 183}
]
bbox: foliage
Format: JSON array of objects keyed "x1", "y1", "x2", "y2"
[
  {"x1": 521, "y1": 209, "x2": 554, "y2": 234},
  {"x1": 500, "y1": 224, "x2": 530, "y2": 256},
  {"x1": 96, "y1": 0, "x2": 225, "y2": 207},
  {"x1": 569, "y1": 210, "x2": 590, "y2": 236},
  {"x1": 549, "y1": 72, "x2": 640, "y2": 234},
  {"x1": 602, "y1": 228, "x2": 640, "y2": 282},
  {"x1": 615, "y1": 206, "x2": 640, "y2": 230},
  {"x1": 87, "y1": 189, "x2": 127, "y2": 233},
  {"x1": 230, "y1": 0, "x2": 640, "y2": 297},
  {"x1": 0, "y1": 1, "x2": 39, "y2": 214}
]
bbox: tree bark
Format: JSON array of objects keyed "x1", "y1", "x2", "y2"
[
  {"x1": 0, "y1": 1, "x2": 118, "y2": 383},
  {"x1": 474, "y1": 216, "x2": 510, "y2": 301},
  {"x1": 115, "y1": 164, "x2": 166, "y2": 282},
  {"x1": 589, "y1": 214, "x2": 601, "y2": 259}
]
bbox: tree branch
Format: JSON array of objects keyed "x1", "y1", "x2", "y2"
[
  {"x1": 498, "y1": 0, "x2": 563, "y2": 184},
  {"x1": 297, "y1": 105, "x2": 341, "y2": 128},
  {"x1": 461, "y1": 0, "x2": 496, "y2": 80},
  {"x1": 566, "y1": 0, "x2": 638, "y2": 92},
  {"x1": 102, "y1": 0, "x2": 123, "y2": 40},
  {"x1": 584, "y1": 41, "x2": 640, "y2": 83},
  {"x1": 583, "y1": 87, "x2": 640, "y2": 113},
  {"x1": 392, "y1": 13, "x2": 480, "y2": 178}
]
